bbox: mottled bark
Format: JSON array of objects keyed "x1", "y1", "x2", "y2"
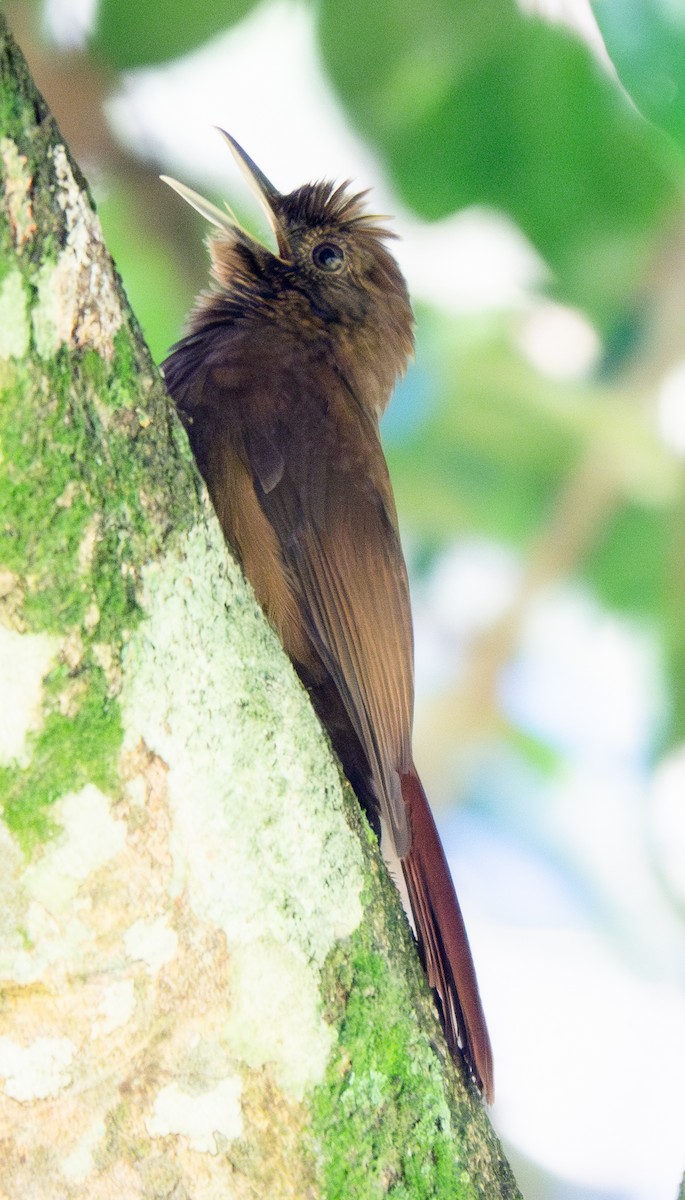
[{"x1": 0, "y1": 17, "x2": 521, "y2": 1199}]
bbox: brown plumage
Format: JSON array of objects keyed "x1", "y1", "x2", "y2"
[{"x1": 161, "y1": 132, "x2": 493, "y2": 1101}]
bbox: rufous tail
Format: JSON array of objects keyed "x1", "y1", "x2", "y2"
[{"x1": 401, "y1": 767, "x2": 494, "y2": 1103}]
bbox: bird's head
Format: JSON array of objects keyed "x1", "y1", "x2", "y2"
[{"x1": 162, "y1": 131, "x2": 414, "y2": 387}]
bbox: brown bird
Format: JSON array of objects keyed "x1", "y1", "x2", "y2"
[{"x1": 161, "y1": 132, "x2": 493, "y2": 1102}]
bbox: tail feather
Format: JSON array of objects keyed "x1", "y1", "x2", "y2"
[{"x1": 401, "y1": 767, "x2": 494, "y2": 1103}]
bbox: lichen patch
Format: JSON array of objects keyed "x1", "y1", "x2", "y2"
[
  {"x1": 0, "y1": 1034, "x2": 74, "y2": 1101},
  {"x1": 60, "y1": 1118, "x2": 107, "y2": 1183},
  {"x1": 31, "y1": 146, "x2": 123, "y2": 361},
  {"x1": 124, "y1": 915, "x2": 178, "y2": 973},
  {"x1": 24, "y1": 784, "x2": 127, "y2": 911},
  {"x1": 0, "y1": 270, "x2": 29, "y2": 358},
  {"x1": 91, "y1": 980, "x2": 136, "y2": 1038},
  {"x1": 145, "y1": 1076, "x2": 244, "y2": 1153},
  {"x1": 121, "y1": 521, "x2": 365, "y2": 1100},
  {"x1": 0, "y1": 625, "x2": 60, "y2": 766},
  {"x1": 0, "y1": 137, "x2": 35, "y2": 249},
  {"x1": 122, "y1": 522, "x2": 365, "y2": 963},
  {"x1": 225, "y1": 938, "x2": 335, "y2": 1101}
]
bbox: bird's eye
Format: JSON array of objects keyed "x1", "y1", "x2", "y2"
[{"x1": 312, "y1": 242, "x2": 345, "y2": 272}]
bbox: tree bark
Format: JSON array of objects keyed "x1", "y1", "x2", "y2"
[{"x1": 0, "y1": 17, "x2": 521, "y2": 1198}]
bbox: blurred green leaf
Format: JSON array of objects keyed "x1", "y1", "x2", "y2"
[
  {"x1": 387, "y1": 323, "x2": 585, "y2": 545},
  {"x1": 583, "y1": 501, "x2": 666, "y2": 615},
  {"x1": 388, "y1": 313, "x2": 674, "y2": 621},
  {"x1": 592, "y1": 0, "x2": 685, "y2": 153},
  {"x1": 96, "y1": 180, "x2": 195, "y2": 361},
  {"x1": 319, "y1": 0, "x2": 683, "y2": 329},
  {"x1": 92, "y1": 0, "x2": 258, "y2": 68}
]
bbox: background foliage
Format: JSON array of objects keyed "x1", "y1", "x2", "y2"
[{"x1": 5, "y1": 1, "x2": 685, "y2": 1197}]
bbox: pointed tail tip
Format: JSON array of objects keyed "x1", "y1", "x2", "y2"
[
  {"x1": 400, "y1": 766, "x2": 494, "y2": 1105},
  {"x1": 444, "y1": 976, "x2": 494, "y2": 1104},
  {"x1": 479, "y1": 1045, "x2": 495, "y2": 1106}
]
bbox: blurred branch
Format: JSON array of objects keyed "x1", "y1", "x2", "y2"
[
  {"x1": 416, "y1": 204, "x2": 685, "y2": 796},
  {"x1": 621, "y1": 209, "x2": 685, "y2": 395},
  {"x1": 414, "y1": 440, "x2": 621, "y2": 796}
]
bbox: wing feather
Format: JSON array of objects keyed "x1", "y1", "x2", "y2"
[{"x1": 251, "y1": 381, "x2": 414, "y2": 853}]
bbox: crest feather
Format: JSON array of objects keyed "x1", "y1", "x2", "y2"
[{"x1": 276, "y1": 180, "x2": 396, "y2": 239}]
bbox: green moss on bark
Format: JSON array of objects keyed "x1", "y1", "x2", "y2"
[
  {"x1": 0, "y1": 332, "x2": 197, "y2": 849},
  {"x1": 314, "y1": 932, "x2": 470, "y2": 1199},
  {"x1": 0, "y1": 23, "x2": 202, "y2": 852},
  {"x1": 0, "y1": 661, "x2": 122, "y2": 850},
  {"x1": 312, "y1": 798, "x2": 521, "y2": 1200}
]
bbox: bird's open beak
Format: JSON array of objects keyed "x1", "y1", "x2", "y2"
[{"x1": 160, "y1": 130, "x2": 289, "y2": 258}]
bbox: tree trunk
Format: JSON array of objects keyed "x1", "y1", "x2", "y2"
[{"x1": 0, "y1": 17, "x2": 521, "y2": 1198}]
